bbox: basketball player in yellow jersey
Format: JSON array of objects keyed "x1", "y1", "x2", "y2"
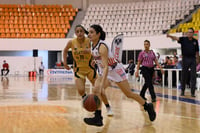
[{"x1": 63, "y1": 25, "x2": 113, "y2": 116}]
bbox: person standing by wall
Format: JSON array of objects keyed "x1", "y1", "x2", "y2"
[
  {"x1": 125, "y1": 59, "x2": 135, "y2": 76},
  {"x1": 135, "y1": 40, "x2": 164, "y2": 102},
  {"x1": 1, "y1": 60, "x2": 9, "y2": 76},
  {"x1": 39, "y1": 62, "x2": 45, "y2": 75},
  {"x1": 167, "y1": 28, "x2": 199, "y2": 97}
]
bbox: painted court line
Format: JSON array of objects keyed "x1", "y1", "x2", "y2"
[{"x1": 111, "y1": 85, "x2": 200, "y2": 105}]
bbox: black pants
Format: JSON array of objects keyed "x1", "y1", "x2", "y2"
[
  {"x1": 39, "y1": 69, "x2": 44, "y2": 75},
  {"x1": 129, "y1": 70, "x2": 135, "y2": 76},
  {"x1": 1, "y1": 69, "x2": 9, "y2": 76},
  {"x1": 140, "y1": 66, "x2": 156, "y2": 99},
  {"x1": 181, "y1": 57, "x2": 196, "y2": 94}
]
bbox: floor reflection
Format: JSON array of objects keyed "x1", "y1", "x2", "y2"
[{"x1": 0, "y1": 76, "x2": 199, "y2": 133}]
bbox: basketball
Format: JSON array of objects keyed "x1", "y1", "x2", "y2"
[{"x1": 82, "y1": 94, "x2": 100, "y2": 112}]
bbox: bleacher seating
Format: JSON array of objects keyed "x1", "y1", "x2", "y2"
[
  {"x1": 82, "y1": 0, "x2": 199, "y2": 37},
  {"x1": 170, "y1": 8, "x2": 200, "y2": 33},
  {"x1": 0, "y1": 4, "x2": 78, "y2": 38}
]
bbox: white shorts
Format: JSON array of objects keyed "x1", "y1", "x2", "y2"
[{"x1": 97, "y1": 63, "x2": 127, "y2": 82}]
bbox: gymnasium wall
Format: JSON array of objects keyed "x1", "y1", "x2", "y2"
[
  {"x1": 0, "y1": 33, "x2": 181, "y2": 51},
  {"x1": 0, "y1": 50, "x2": 48, "y2": 71},
  {"x1": 0, "y1": 56, "x2": 42, "y2": 75}
]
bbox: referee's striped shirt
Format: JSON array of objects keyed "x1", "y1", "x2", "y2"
[{"x1": 138, "y1": 50, "x2": 156, "y2": 67}]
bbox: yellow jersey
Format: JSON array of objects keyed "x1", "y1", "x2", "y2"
[{"x1": 71, "y1": 37, "x2": 92, "y2": 68}]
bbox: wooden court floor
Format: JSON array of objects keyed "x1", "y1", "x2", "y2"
[{"x1": 0, "y1": 76, "x2": 200, "y2": 133}]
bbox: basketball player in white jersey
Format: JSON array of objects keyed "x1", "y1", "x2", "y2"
[
  {"x1": 63, "y1": 25, "x2": 113, "y2": 116},
  {"x1": 83, "y1": 24, "x2": 156, "y2": 126}
]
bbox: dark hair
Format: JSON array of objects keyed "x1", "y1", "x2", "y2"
[
  {"x1": 188, "y1": 27, "x2": 194, "y2": 33},
  {"x1": 144, "y1": 40, "x2": 150, "y2": 44},
  {"x1": 75, "y1": 25, "x2": 89, "y2": 35},
  {"x1": 90, "y1": 24, "x2": 106, "y2": 40}
]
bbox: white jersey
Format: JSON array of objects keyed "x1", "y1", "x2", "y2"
[
  {"x1": 91, "y1": 40, "x2": 127, "y2": 82},
  {"x1": 92, "y1": 40, "x2": 118, "y2": 71}
]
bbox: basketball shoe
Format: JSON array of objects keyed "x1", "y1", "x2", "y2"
[
  {"x1": 84, "y1": 110, "x2": 103, "y2": 126},
  {"x1": 144, "y1": 103, "x2": 156, "y2": 121},
  {"x1": 106, "y1": 107, "x2": 114, "y2": 116}
]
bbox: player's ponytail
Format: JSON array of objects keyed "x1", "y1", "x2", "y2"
[
  {"x1": 100, "y1": 30, "x2": 106, "y2": 40},
  {"x1": 90, "y1": 24, "x2": 106, "y2": 40}
]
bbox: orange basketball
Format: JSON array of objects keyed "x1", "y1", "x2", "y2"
[{"x1": 82, "y1": 94, "x2": 100, "y2": 112}]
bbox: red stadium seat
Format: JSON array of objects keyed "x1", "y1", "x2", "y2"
[
  {"x1": 44, "y1": 28, "x2": 49, "y2": 33},
  {"x1": 41, "y1": 33, "x2": 45, "y2": 38},
  {"x1": 61, "y1": 33, "x2": 65, "y2": 38},
  {"x1": 45, "y1": 33, "x2": 50, "y2": 38},
  {"x1": 55, "y1": 33, "x2": 60, "y2": 38},
  {"x1": 35, "y1": 33, "x2": 41, "y2": 38},
  {"x1": 16, "y1": 33, "x2": 20, "y2": 38},
  {"x1": 5, "y1": 33, "x2": 11, "y2": 38},
  {"x1": 0, "y1": 33, "x2": 6, "y2": 38},
  {"x1": 50, "y1": 33, "x2": 56, "y2": 38},
  {"x1": 0, "y1": 4, "x2": 77, "y2": 38}
]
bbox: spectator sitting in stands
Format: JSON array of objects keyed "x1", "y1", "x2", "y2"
[
  {"x1": 164, "y1": 58, "x2": 174, "y2": 68},
  {"x1": 1, "y1": 60, "x2": 9, "y2": 76},
  {"x1": 55, "y1": 61, "x2": 65, "y2": 69},
  {"x1": 173, "y1": 56, "x2": 179, "y2": 68},
  {"x1": 172, "y1": 55, "x2": 178, "y2": 65},
  {"x1": 173, "y1": 51, "x2": 177, "y2": 58},
  {"x1": 156, "y1": 52, "x2": 162, "y2": 65},
  {"x1": 176, "y1": 55, "x2": 183, "y2": 69},
  {"x1": 125, "y1": 59, "x2": 135, "y2": 76},
  {"x1": 162, "y1": 56, "x2": 169, "y2": 67}
]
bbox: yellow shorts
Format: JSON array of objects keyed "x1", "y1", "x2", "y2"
[{"x1": 74, "y1": 67, "x2": 97, "y2": 82}]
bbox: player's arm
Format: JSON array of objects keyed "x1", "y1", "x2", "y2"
[
  {"x1": 166, "y1": 33, "x2": 180, "y2": 41},
  {"x1": 99, "y1": 44, "x2": 109, "y2": 91},
  {"x1": 63, "y1": 40, "x2": 72, "y2": 70}
]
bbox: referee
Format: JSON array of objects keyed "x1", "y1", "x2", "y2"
[
  {"x1": 167, "y1": 28, "x2": 199, "y2": 97},
  {"x1": 135, "y1": 40, "x2": 164, "y2": 102}
]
